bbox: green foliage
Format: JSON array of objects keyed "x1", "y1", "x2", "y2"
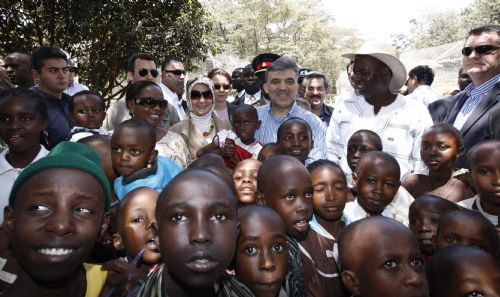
[
  {"x1": 203, "y1": 0, "x2": 362, "y2": 94},
  {"x1": 0, "y1": 0, "x2": 213, "y2": 101},
  {"x1": 406, "y1": 0, "x2": 500, "y2": 49}
]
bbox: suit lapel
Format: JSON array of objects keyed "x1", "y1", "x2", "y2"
[
  {"x1": 460, "y1": 84, "x2": 500, "y2": 135},
  {"x1": 446, "y1": 92, "x2": 469, "y2": 124}
]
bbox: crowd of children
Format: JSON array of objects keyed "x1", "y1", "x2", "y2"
[{"x1": 0, "y1": 82, "x2": 499, "y2": 297}]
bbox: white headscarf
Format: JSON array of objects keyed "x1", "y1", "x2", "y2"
[{"x1": 187, "y1": 76, "x2": 216, "y2": 133}]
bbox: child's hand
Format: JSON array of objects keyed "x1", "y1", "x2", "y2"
[
  {"x1": 222, "y1": 139, "x2": 236, "y2": 158},
  {"x1": 102, "y1": 259, "x2": 146, "y2": 296}
]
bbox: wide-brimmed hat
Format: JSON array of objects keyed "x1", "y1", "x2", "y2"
[{"x1": 342, "y1": 40, "x2": 407, "y2": 92}]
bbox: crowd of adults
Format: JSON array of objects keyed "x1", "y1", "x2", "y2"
[{"x1": 1, "y1": 24, "x2": 498, "y2": 170}]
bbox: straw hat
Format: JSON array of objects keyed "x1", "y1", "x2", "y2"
[{"x1": 342, "y1": 40, "x2": 407, "y2": 93}]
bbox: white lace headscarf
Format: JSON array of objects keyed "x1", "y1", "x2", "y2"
[{"x1": 186, "y1": 76, "x2": 216, "y2": 132}]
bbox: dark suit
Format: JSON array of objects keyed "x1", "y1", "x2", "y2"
[
  {"x1": 445, "y1": 81, "x2": 500, "y2": 168},
  {"x1": 486, "y1": 106, "x2": 500, "y2": 140},
  {"x1": 428, "y1": 97, "x2": 453, "y2": 123},
  {"x1": 232, "y1": 91, "x2": 266, "y2": 106}
]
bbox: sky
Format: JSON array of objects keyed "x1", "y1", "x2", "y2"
[{"x1": 324, "y1": 0, "x2": 474, "y2": 42}]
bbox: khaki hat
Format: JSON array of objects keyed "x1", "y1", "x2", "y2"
[{"x1": 342, "y1": 40, "x2": 407, "y2": 93}]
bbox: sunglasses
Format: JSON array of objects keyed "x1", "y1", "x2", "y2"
[
  {"x1": 163, "y1": 69, "x2": 186, "y2": 76},
  {"x1": 213, "y1": 83, "x2": 231, "y2": 90},
  {"x1": 461, "y1": 45, "x2": 499, "y2": 56},
  {"x1": 138, "y1": 68, "x2": 159, "y2": 78},
  {"x1": 191, "y1": 90, "x2": 213, "y2": 100},
  {"x1": 134, "y1": 97, "x2": 168, "y2": 109}
]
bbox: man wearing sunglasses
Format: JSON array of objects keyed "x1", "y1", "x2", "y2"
[
  {"x1": 104, "y1": 53, "x2": 179, "y2": 131},
  {"x1": 64, "y1": 59, "x2": 89, "y2": 96},
  {"x1": 159, "y1": 58, "x2": 187, "y2": 120},
  {"x1": 444, "y1": 24, "x2": 500, "y2": 168}
]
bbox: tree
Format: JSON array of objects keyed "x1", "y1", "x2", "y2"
[
  {"x1": 0, "y1": 0, "x2": 213, "y2": 102},
  {"x1": 407, "y1": 0, "x2": 500, "y2": 49},
  {"x1": 202, "y1": 0, "x2": 362, "y2": 94}
]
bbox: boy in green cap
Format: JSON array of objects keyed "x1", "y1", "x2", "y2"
[{"x1": 0, "y1": 141, "x2": 111, "y2": 297}]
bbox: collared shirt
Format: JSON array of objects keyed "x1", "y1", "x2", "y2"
[
  {"x1": 244, "y1": 90, "x2": 262, "y2": 105},
  {"x1": 405, "y1": 85, "x2": 442, "y2": 106},
  {"x1": 64, "y1": 79, "x2": 89, "y2": 97},
  {"x1": 158, "y1": 82, "x2": 185, "y2": 120},
  {"x1": 343, "y1": 195, "x2": 411, "y2": 227},
  {"x1": 319, "y1": 103, "x2": 333, "y2": 127},
  {"x1": 459, "y1": 195, "x2": 499, "y2": 227},
  {"x1": 326, "y1": 93, "x2": 433, "y2": 181},
  {"x1": 454, "y1": 74, "x2": 500, "y2": 130},
  {"x1": 256, "y1": 101, "x2": 326, "y2": 162},
  {"x1": 37, "y1": 89, "x2": 73, "y2": 148},
  {"x1": 0, "y1": 146, "x2": 49, "y2": 223}
]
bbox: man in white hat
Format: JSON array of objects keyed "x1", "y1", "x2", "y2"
[{"x1": 326, "y1": 40, "x2": 433, "y2": 184}]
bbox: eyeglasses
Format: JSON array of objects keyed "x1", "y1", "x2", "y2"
[
  {"x1": 134, "y1": 97, "x2": 168, "y2": 109},
  {"x1": 213, "y1": 83, "x2": 231, "y2": 90},
  {"x1": 461, "y1": 45, "x2": 499, "y2": 56},
  {"x1": 163, "y1": 69, "x2": 186, "y2": 76},
  {"x1": 191, "y1": 90, "x2": 213, "y2": 101},
  {"x1": 138, "y1": 68, "x2": 159, "y2": 78}
]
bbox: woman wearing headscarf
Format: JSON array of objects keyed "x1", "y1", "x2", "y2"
[{"x1": 170, "y1": 76, "x2": 232, "y2": 162}]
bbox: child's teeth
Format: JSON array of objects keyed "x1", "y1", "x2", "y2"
[{"x1": 38, "y1": 248, "x2": 74, "y2": 256}]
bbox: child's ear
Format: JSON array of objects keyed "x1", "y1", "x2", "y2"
[
  {"x1": 457, "y1": 144, "x2": 465, "y2": 157},
  {"x1": 341, "y1": 270, "x2": 361, "y2": 296},
  {"x1": 126, "y1": 71, "x2": 134, "y2": 83},
  {"x1": 3, "y1": 206, "x2": 14, "y2": 237},
  {"x1": 99, "y1": 212, "x2": 111, "y2": 239},
  {"x1": 148, "y1": 150, "x2": 158, "y2": 167},
  {"x1": 256, "y1": 120, "x2": 261, "y2": 129},
  {"x1": 112, "y1": 233, "x2": 124, "y2": 251},
  {"x1": 255, "y1": 191, "x2": 266, "y2": 205}
]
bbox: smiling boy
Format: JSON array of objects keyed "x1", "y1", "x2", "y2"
[{"x1": 0, "y1": 141, "x2": 111, "y2": 297}]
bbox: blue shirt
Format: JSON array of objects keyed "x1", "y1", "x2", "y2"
[
  {"x1": 255, "y1": 102, "x2": 326, "y2": 162},
  {"x1": 454, "y1": 74, "x2": 500, "y2": 130},
  {"x1": 39, "y1": 90, "x2": 73, "y2": 149}
]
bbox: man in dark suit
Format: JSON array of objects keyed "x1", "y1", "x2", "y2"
[{"x1": 444, "y1": 24, "x2": 500, "y2": 168}]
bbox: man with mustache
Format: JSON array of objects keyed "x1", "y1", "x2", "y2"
[{"x1": 304, "y1": 71, "x2": 333, "y2": 127}]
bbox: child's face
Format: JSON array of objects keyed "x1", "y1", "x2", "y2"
[
  {"x1": 232, "y1": 110, "x2": 260, "y2": 145},
  {"x1": 3, "y1": 168, "x2": 108, "y2": 283},
  {"x1": 351, "y1": 226, "x2": 428, "y2": 297},
  {"x1": 354, "y1": 158, "x2": 400, "y2": 215},
  {"x1": 111, "y1": 126, "x2": 156, "y2": 177},
  {"x1": 157, "y1": 173, "x2": 238, "y2": 289},
  {"x1": 435, "y1": 215, "x2": 496, "y2": 254},
  {"x1": 311, "y1": 166, "x2": 347, "y2": 221},
  {"x1": 0, "y1": 96, "x2": 47, "y2": 153},
  {"x1": 235, "y1": 210, "x2": 288, "y2": 297},
  {"x1": 257, "y1": 145, "x2": 280, "y2": 162},
  {"x1": 409, "y1": 200, "x2": 449, "y2": 255},
  {"x1": 70, "y1": 94, "x2": 105, "y2": 129},
  {"x1": 263, "y1": 165, "x2": 313, "y2": 240},
  {"x1": 277, "y1": 121, "x2": 312, "y2": 163},
  {"x1": 469, "y1": 145, "x2": 500, "y2": 207},
  {"x1": 114, "y1": 188, "x2": 160, "y2": 265},
  {"x1": 346, "y1": 133, "x2": 379, "y2": 172},
  {"x1": 233, "y1": 160, "x2": 261, "y2": 205},
  {"x1": 437, "y1": 254, "x2": 500, "y2": 297},
  {"x1": 420, "y1": 131, "x2": 462, "y2": 172}
]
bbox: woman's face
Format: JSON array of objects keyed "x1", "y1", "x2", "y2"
[
  {"x1": 211, "y1": 74, "x2": 231, "y2": 104},
  {"x1": 190, "y1": 83, "x2": 214, "y2": 117},
  {"x1": 130, "y1": 85, "x2": 166, "y2": 127}
]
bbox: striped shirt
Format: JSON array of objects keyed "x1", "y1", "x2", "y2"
[
  {"x1": 453, "y1": 74, "x2": 500, "y2": 130},
  {"x1": 326, "y1": 93, "x2": 433, "y2": 181},
  {"x1": 255, "y1": 102, "x2": 327, "y2": 162}
]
